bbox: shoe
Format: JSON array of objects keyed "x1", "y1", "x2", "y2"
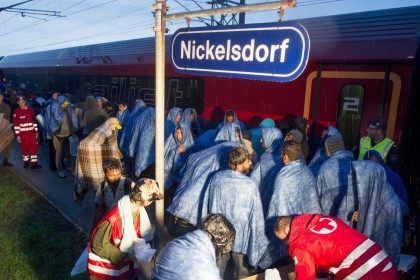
[
  {"x1": 57, "y1": 170, "x2": 67, "y2": 178},
  {"x1": 24, "y1": 161, "x2": 30, "y2": 168},
  {"x1": 3, "y1": 159, "x2": 13, "y2": 167},
  {"x1": 30, "y1": 164, "x2": 42, "y2": 169}
]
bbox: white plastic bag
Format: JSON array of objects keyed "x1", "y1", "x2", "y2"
[
  {"x1": 71, "y1": 245, "x2": 88, "y2": 276},
  {"x1": 69, "y1": 135, "x2": 79, "y2": 157},
  {"x1": 133, "y1": 238, "x2": 156, "y2": 262}
]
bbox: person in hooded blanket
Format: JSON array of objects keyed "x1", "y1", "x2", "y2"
[
  {"x1": 208, "y1": 147, "x2": 271, "y2": 279},
  {"x1": 316, "y1": 136, "x2": 355, "y2": 217},
  {"x1": 132, "y1": 107, "x2": 156, "y2": 178},
  {"x1": 88, "y1": 178, "x2": 163, "y2": 280},
  {"x1": 216, "y1": 109, "x2": 245, "y2": 130},
  {"x1": 364, "y1": 150, "x2": 408, "y2": 216},
  {"x1": 267, "y1": 140, "x2": 320, "y2": 220},
  {"x1": 181, "y1": 107, "x2": 202, "y2": 139},
  {"x1": 128, "y1": 106, "x2": 154, "y2": 159},
  {"x1": 164, "y1": 107, "x2": 182, "y2": 141},
  {"x1": 250, "y1": 118, "x2": 276, "y2": 158},
  {"x1": 167, "y1": 141, "x2": 239, "y2": 236},
  {"x1": 80, "y1": 95, "x2": 109, "y2": 136},
  {"x1": 45, "y1": 95, "x2": 79, "y2": 178},
  {"x1": 75, "y1": 117, "x2": 122, "y2": 201},
  {"x1": 164, "y1": 123, "x2": 194, "y2": 189},
  {"x1": 152, "y1": 213, "x2": 236, "y2": 280},
  {"x1": 214, "y1": 123, "x2": 245, "y2": 145},
  {"x1": 308, "y1": 126, "x2": 342, "y2": 176},
  {"x1": 250, "y1": 127, "x2": 284, "y2": 215},
  {"x1": 118, "y1": 99, "x2": 147, "y2": 156},
  {"x1": 337, "y1": 160, "x2": 404, "y2": 265}
]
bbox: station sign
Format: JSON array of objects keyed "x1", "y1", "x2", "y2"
[{"x1": 170, "y1": 22, "x2": 310, "y2": 82}]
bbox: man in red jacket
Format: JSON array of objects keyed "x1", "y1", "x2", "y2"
[
  {"x1": 274, "y1": 214, "x2": 397, "y2": 280},
  {"x1": 12, "y1": 95, "x2": 41, "y2": 169}
]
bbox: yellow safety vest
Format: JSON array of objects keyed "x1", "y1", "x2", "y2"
[{"x1": 358, "y1": 136, "x2": 394, "y2": 160}]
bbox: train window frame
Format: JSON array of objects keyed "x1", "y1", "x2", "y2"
[{"x1": 337, "y1": 84, "x2": 365, "y2": 149}]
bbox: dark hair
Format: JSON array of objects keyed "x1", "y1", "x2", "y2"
[
  {"x1": 367, "y1": 118, "x2": 386, "y2": 130},
  {"x1": 282, "y1": 140, "x2": 302, "y2": 161},
  {"x1": 102, "y1": 158, "x2": 122, "y2": 173},
  {"x1": 228, "y1": 147, "x2": 250, "y2": 170},
  {"x1": 274, "y1": 216, "x2": 293, "y2": 233},
  {"x1": 200, "y1": 213, "x2": 236, "y2": 258},
  {"x1": 225, "y1": 110, "x2": 234, "y2": 117},
  {"x1": 118, "y1": 101, "x2": 127, "y2": 106}
]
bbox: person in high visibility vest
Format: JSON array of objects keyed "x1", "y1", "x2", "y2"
[
  {"x1": 274, "y1": 214, "x2": 397, "y2": 280},
  {"x1": 356, "y1": 118, "x2": 398, "y2": 171}
]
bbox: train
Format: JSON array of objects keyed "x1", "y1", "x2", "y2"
[{"x1": 1, "y1": 5, "x2": 420, "y2": 198}]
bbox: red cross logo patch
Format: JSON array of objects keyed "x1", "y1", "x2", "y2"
[{"x1": 309, "y1": 218, "x2": 338, "y2": 234}]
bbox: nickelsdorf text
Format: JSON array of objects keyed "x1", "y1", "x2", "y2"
[{"x1": 180, "y1": 39, "x2": 290, "y2": 63}]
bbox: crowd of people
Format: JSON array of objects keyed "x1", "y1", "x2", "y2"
[{"x1": 0, "y1": 85, "x2": 409, "y2": 279}]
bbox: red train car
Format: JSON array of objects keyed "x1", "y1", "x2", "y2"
[{"x1": 1, "y1": 6, "x2": 420, "y2": 192}]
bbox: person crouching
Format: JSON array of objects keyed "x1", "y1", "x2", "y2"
[{"x1": 88, "y1": 178, "x2": 163, "y2": 280}]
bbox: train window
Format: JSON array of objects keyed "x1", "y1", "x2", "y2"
[{"x1": 337, "y1": 84, "x2": 364, "y2": 149}]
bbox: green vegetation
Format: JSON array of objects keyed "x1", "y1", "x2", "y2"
[{"x1": 0, "y1": 167, "x2": 88, "y2": 280}]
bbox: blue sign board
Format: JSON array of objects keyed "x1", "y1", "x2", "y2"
[{"x1": 171, "y1": 22, "x2": 310, "y2": 82}]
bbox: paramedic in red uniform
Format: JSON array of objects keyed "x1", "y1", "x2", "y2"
[
  {"x1": 12, "y1": 95, "x2": 41, "y2": 169},
  {"x1": 274, "y1": 214, "x2": 397, "y2": 280}
]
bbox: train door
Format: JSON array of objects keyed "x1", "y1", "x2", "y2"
[{"x1": 304, "y1": 64, "x2": 401, "y2": 150}]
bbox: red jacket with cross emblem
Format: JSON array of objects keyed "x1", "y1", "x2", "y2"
[{"x1": 287, "y1": 214, "x2": 397, "y2": 280}]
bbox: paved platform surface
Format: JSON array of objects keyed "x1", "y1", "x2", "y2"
[{"x1": 4, "y1": 141, "x2": 95, "y2": 233}]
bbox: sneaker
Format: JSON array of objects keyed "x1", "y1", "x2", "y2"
[
  {"x1": 3, "y1": 159, "x2": 13, "y2": 167},
  {"x1": 57, "y1": 170, "x2": 67, "y2": 178},
  {"x1": 23, "y1": 161, "x2": 30, "y2": 168},
  {"x1": 30, "y1": 164, "x2": 42, "y2": 169}
]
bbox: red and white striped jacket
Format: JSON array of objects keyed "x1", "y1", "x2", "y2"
[
  {"x1": 288, "y1": 214, "x2": 397, "y2": 280},
  {"x1": 88, "y1": 207, "x2": 141, "y2": 280},
  {"x1": 12, "y1": 107, "x2": 38, "y2": 135}
]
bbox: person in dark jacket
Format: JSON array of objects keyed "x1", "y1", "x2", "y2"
[{"x1": 81, "y1": 95, "x2": 108, "y2": 136}]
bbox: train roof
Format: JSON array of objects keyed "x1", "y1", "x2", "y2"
[{"x1": 1, "y1": 5, "x2": 419, "y2": 68}]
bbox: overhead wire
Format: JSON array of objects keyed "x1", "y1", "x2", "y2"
[
  {"x1": 2, "y1": 0, "x2": 347, "y2": 55},
  {"x1": 0, "y1": 2, "x2": 152, "y2": 50}
]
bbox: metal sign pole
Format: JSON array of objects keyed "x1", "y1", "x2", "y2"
[{"x1": 154, "y1": 0, "x2": 166, "y2": 246}]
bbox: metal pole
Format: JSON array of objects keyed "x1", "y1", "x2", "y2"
[
  {"x1": 164, "y1": 0, "x2": 295, "y2": 21},
  {"x1": 154, "y1": 0, "x2": 166, "y2": 244}
]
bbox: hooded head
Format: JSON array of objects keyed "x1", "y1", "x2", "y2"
[
  {"x1": 85, "y1": 95, "x2": 98, "y2": 110},
  {"x1": 261, "y1": 127, "x2": 283, "y2": 153},
  {"x1": 167, "y1": 107, "x2": 183, "y2": 125},
  {"x1": 325, "y1": 136, "x2": 345, "y2": 157},
  {"x1": 259, "y1": 118, "x2": 275, "y2": 128}
]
